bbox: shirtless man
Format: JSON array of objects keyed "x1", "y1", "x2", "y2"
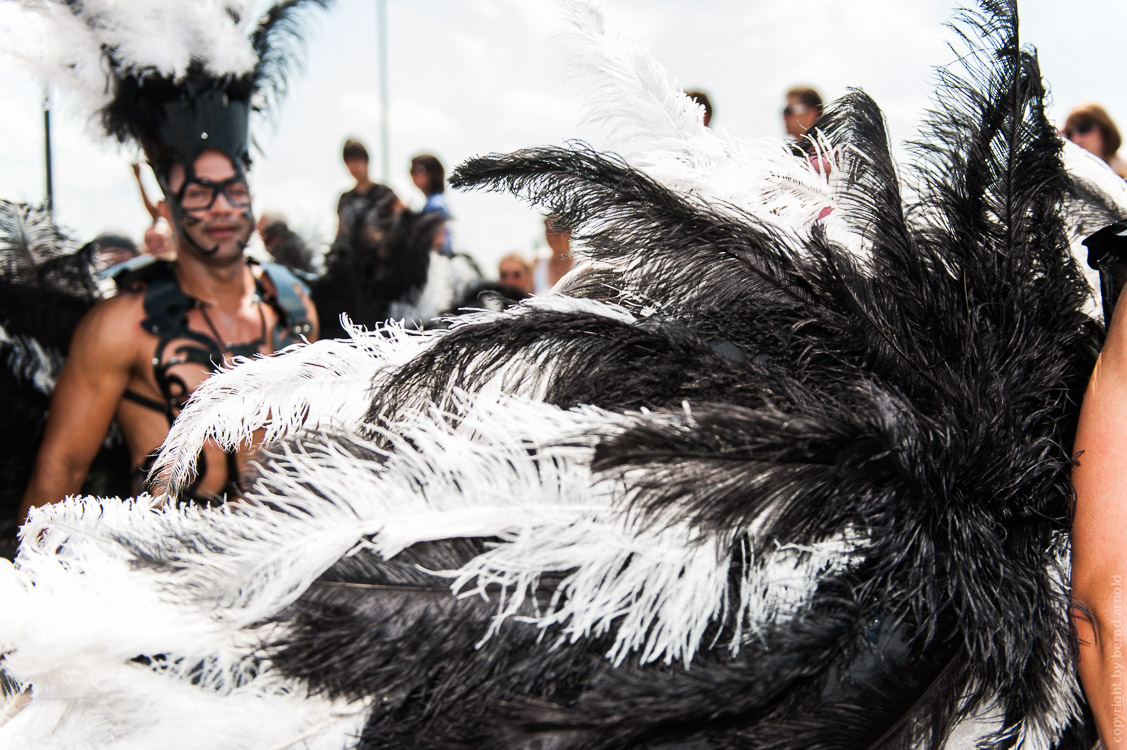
[
  {"x1": 1071, "y1": 221, "x2": 1127, "y2": 747},
  {"x1": 20, "y1": 148, "x2": 318, "y2": 516}
]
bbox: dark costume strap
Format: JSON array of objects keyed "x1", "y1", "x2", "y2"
[
  {"x1": 256, "y1": 261, "x2": 314, "y2": 344},
  {"x1": 1084, "y1": 219, "x2": 1127, "y2": 324}
]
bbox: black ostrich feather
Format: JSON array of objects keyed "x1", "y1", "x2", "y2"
[
  {"x1": 0, "y1": 202, "x2": 128, "y2": 556},
  {"x1": 452, "y1": 144, "x2": 809, "y2": 317},
  {"x1": 250, "y1": 0, "x2": 335, "y2": 117}
]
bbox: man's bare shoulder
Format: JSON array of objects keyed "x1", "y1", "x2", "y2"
[
  {"x1": 69, "y1": 288, "x2": 148, "y2": 364},
  {"x1": 83, "y1": 287, "x2": 146, "y2": 328}
]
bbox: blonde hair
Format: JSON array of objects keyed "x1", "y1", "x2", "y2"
[{"x1": 499, "y1": 252, "x2": 531, "y2": 274}]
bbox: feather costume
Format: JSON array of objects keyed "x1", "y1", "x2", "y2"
[
  {"x1": 0, "y1": 203, "x2": 127, "y2": 559},
  {"x1": 5, "y1": 0, "x2": 331, "y2": 172},
  {"x1": 2, "y1": 0, "x2": 1125, "y2": 747}
]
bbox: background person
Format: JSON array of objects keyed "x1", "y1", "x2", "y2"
[
  {"x1": 685, "y1": 90, "x2": 713, "y2": 127},
  {"x1": 131, "y1": 162, "x2": 161, "y2": 225},
  {"x1": 257, "y1": 212, "x2": 318, "y2": 275},
  {"x1": 410, "y1": 153, "x2": 453, "y2": 256},
  {"x1": 1063, "y1": 103, "x2": 1127, "y2": 179},
  {"x1": 783, "y1": 85, "x2": 823, "y2": 140},
  {"x1": 532, "y1": 216, "x2": 575, "y2": 294},
  {"x1": 498, "y1": 251, "x2": 534, "y2": 295}
]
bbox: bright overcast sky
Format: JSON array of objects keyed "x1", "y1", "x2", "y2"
[{"x1": 0, "y1": 0, "x2": 1124, "y2": 275}]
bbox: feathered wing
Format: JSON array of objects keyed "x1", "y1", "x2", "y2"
[
  {"x1": 0, "y1": 202, "x2": 126, "y2": 557},
  {"x1": 386, "y1": 253, "x2": 485, "y2": 326},
  {"x1": 423, "y1": 0, "x2": 1095, "y2": 743},
  {"x1": 0, "y1": 1, "x2": 1106, "y2": 748},
  {"x1": 311, "y1": 203, "x2": 439, "y2": 339}
]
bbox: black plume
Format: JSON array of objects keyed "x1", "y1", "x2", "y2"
[{"x1": 251, "y1": 0, "x2": 335, "y2": 117}]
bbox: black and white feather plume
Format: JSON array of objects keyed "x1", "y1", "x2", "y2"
[
  {"x1": 0, "y1": 201, "x2": 126, "y2": 558},
  {"x1": 0, "y1": 0, "x2": 1122, "y2": 748},
  {"x1": 4, "y1": 0, "x2": 331, "y2": 173}
]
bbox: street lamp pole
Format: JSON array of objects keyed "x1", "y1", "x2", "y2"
[
  {"x1": 377, "y1": 0, "x2": 390, "y2": 183},
  {"x1": 43, "y1": 88, "x2": 54, "y2": 211}
]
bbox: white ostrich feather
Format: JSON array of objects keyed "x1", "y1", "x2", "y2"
[
  {"x1": 150, "y1": 320, "x2": 426, "y2": 494},
  {"x1": 557, "y1": 0, "x2": 849, "y2": 245},
  {"x1": 5, "y1": 498, "x2": 370, "y2": 750},
  {"x1": 100, "y1": 386, "x2": 858, "y2": 668},
  {"x1": 3, "y1": 0, "x2": 259, "y2": 118},
  {"x1": 152, "y1": 297, "x2": 640, "y2": 495}
]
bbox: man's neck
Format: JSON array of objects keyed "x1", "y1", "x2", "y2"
[
  {"x1": 354, "y1": 176, "x2": 374, "y2": 191},
  {"x1": 173, "y1": 253, "x2": 253, "y2": 310}
]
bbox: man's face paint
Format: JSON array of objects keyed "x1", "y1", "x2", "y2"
[{"x1": 163, "y1": 150, "x2": 255, "y2": 263}]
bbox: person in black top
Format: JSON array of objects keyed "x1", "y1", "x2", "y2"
[
  {"x1": 335, "y1": 138, "x2": 401, "y2": 245},
  {"x1": 315, "y1": 138, "x2": 434, "y2": 337}
]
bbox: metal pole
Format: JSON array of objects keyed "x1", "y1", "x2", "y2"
[
  {"x1": 43, "y1": 89, "x2": 54, "y2": 211},
  {"x1": 377, "y1": 0, "x2": 390, "y2": 183}
]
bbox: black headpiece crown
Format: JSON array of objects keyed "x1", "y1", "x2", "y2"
[
  {"x1": 104, "y1": 67, "x2": 255, "y2": 185},
  {"x1": 79, "y1": 0, "x2": 333, "y2": 189}
]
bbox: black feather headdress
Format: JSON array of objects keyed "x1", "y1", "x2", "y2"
[
  {"x1": 10, "y1": 0, "x2": 331, "y2": 185},
  {"x1": 0, "y1": 0, "x2": 1120, "y2": 747}
]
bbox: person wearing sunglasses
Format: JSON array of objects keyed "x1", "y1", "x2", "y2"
[
  {"x1": 783, "y1": 86, "x2": 823, "y2": 140},
  {"x1": 1063, "y1": 103, "x2": 1127, "y2": 179}
]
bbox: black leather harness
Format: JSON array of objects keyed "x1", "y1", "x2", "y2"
[{"x1": 112, "y1": 257, "x2": 311, "y2": 501}]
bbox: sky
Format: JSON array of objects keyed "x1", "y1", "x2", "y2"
[{"x1": 0, "y1": 0, "x2": 1124, "y2": 276}]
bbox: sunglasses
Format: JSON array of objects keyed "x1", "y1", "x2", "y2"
[
  {"x1": 783, "y1": 104, "x2": 812, "y2": 117},
  {"x1": 1063, "y1": 122, "x2": 1097, "y2": 140},
  {"x1": 178, "y1": 176, "x2": 252, "y2": 212}
]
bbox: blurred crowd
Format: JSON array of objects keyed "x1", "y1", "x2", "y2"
[{"x1": 89, "y1": 88, "x2": 1127, "y2": 307}]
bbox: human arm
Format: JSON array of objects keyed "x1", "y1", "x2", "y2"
[
  {"x1": 133, "y1": 162, "x2": 161, "y2": 222},
  {"x1": 1072, "y1": 300, "x2": 1127, "y2": 748},
  {"x1": 296, "y1": 286, "x2": 320, "y2": 343},
  {"x1": 19, "y1": 299, "x2": 138, "y2": 520}
]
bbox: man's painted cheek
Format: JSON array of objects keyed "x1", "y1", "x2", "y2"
[
  {"x1": 238, "y1": 209, "x2": 255, "y2": 245},
  {"x1": 180, "y1": 212, "x2": 221, "y2": 255}
]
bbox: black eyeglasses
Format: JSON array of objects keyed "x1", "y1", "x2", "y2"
[
  {"x1": 783, "y1": 104, "x2": 811, "y2": 117},
  {"x1": 178, "y1": 176, "x2": 252, "y2": 212},
  {"x1": 1063, "y1": 122, "x2": 1097, "y2": 140}
]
